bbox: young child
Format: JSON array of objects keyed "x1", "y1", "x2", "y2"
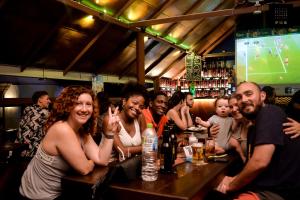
[{"x1": 195, "y1": 96, "x2": 246, "y2": 162}]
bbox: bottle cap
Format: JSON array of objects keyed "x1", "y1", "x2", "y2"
[{"x1": 147, "y1": 123, "x2": 153, "y2": 128}]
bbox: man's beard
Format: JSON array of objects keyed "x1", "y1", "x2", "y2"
[{"x1": 240, "y1": 103, "x2": 262, "y2": 120}]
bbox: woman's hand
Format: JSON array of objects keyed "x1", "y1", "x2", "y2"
[
  {"x1": 105, "y1": 106, "x2": 120, "y2": 134},
  {"x1": 181, "y1": 105, "x2": 189, "y2": 115},
  {"x1": 209, "y1": 124, "x2": 220, "y2": 138},
  {"x1": 283, "y1": 117, "x2": 300, "y2": 139}
]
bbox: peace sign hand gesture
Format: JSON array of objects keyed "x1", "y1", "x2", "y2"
[{"x1": 106, "y1": 106, "x2": 120, "y2": 134}]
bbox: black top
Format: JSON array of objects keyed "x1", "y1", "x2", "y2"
[{"x1": 247, "y1": 104, "x2": 300, "y2": 199}]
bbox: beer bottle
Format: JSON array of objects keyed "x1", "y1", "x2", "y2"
[
  {"x1": 169, "y1": 124, "x2": 177, "y2": 165},
  {"x1": 160, "y1": 125, "x2": 173, "y2": 173}
]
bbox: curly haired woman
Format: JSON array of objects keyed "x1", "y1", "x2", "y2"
[{"x1": 19, "y1": 86, "x2": 119, "y2": 200}]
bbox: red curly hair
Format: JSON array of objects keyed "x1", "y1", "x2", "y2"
[{"x1": 45, "y1": 86, "x2": 98, "y2": 137}]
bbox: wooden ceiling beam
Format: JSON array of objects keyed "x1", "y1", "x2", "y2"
[
  {"x1": 116, "y1": 0, "x2": 136, "y2": 15},
  {"x1": 149, "y1": 0, "x2": 176, "y2": 19},
  {"x1": 136, "y1": 32, "x2": 145, "y2": 84},
  {"x1": 20, "y1": 15, "x2": 67, "y2": 72},
  {"x1": 196, "y1": 17, "x2": 236, "y2": 55},
  {"x1": 63, "y1": 26, "x2": 109, "y2": 75},
  {"x1": 130, "y1": 1, "x2": 300, "y2": 27},
  {"x1": 58, "y1": 0, "x2": 132, "y2": 29},
  {"x1": 187, "y1": 16, "x2": 228, "y2": 52},
  {"x1": 118, "y1": 30, "x2": 188, "y2": 79},
  {"x1": 145, "y1": 47, "x2": 174, "y2": 75},
  {"x1": 145, "y1": 1, "x2": 206, "y2": 78},
  {"x1": 160, "y1": 1, "x2": 232, "y2": 79},
  {"x1": 102, "y1": 0, "x2": 174, "y2": 76},
  {"x1": 96, "y1": 32, "x2": 136, "y2": 74},
  {"x1": 99, "y1": 0, "x2": 174, "y2": 75},
  {"x1": 178, "y1": 0, "x2": 232, "y2": 46},
  {"x1": 63, "y1": 0, "x2": 135, "y2": 75},
  {"x1": 156, "y1": 53, "x2": 185, "y2": 78},
  {"x1": 118, "y1": 40, "x2": 159, "y2": 79},
  {"x1": 174, "y1": 67, "x2": 187, "y2": 80},
  {"x1": 161, "y1": 0, "x2": 207, "y2": 36},
  {"x1": 202, "y1": 26, "x2": 235, "y2": 55},
  {"x1": 170, "y1": 21, "x2": 234, "y2": 77}
]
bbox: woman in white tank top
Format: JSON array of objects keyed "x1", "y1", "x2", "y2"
[{"x1": 102, "y1": 82, "x2": 148, "y2": 159}]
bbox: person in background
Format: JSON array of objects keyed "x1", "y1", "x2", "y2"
[
  {"x1": 262, "y1": 86, "x2": 276, "y2": 104},
  {"x1": 103, "y1": 81, "x2": 148, "y2": 159},
  {"x1": 283, "y1": 90, "x2": 300, "y2": 139},
  {"x1": 19, "y1": 86, "x2": 119, "y2": 200},
  {"x1": 217, "y1": 82, "x2": 300, "y2": 200},
  {"x1": 185, "y1": 92, "x2": 196, "y2": 124},
  {"x1": 15, "y1": 91, "x2": 51, "y2": 158},
  {"x1": 141, "y1": 91, "x2": 168, "y2": 138},
  {"x1": 95, "y1": 92, "x2": 116, "y2": 144},
  {"x1": 195, "y1": 96, "x2": 245, "y2": 161},
  {"x1": 166, "y1": 91, "x2": 193, "y2": 131}
]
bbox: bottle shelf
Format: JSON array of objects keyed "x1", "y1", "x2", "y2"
[{"x1": 158, "y1": 53, "x2": 236, "y2": 98}]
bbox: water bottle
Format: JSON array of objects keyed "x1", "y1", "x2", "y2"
[{"x1": 141, "y1": 123, "x2": 158, "y2": 181}]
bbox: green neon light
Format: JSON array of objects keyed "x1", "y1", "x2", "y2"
[
  {"x1": 118, "y1": 16, "x2": 131, "y2": 24},
  {"x1": 81, "y1": 0, "x2": 114, "y2": 16},
  {"x1": 77, "y1": 0, "x2": 190, "y2": 51},
  {"x1": 178, "y1": 43, "x2": 190, "y2": 50},
  {"x1": 164, "y1": 35, "x2": 179, "y2": 44},
  {"x1": 145, "y1": 27, "x2": 162, "y2": 36}
]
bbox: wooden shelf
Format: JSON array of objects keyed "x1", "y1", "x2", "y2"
[
  {"x1": 203, "y1": 52, "x2": 235, "y2": 58},
  {"x1": 0, "y1": 98, "x2": 32, "y2": 107}
]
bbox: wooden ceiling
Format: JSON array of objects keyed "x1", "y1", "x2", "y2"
[{"x1": 0, "y1": 0, "x2": 299, "y2": 81}]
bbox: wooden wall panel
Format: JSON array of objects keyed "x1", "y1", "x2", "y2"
[{"x1": 190, "y1": 99, "x2": 216, "y2": 121}]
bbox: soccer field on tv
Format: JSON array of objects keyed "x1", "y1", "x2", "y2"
[{"x1": 236, "y1": 34, "x2": 300, "y2": 85}]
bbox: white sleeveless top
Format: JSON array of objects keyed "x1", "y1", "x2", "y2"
[{"x1": 118, "y1": 119, "x2": 142, "y2": 147}]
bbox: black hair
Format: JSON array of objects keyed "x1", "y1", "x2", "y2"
[
  {"x1": 121, "y1": 81, "x2": 149, "y2": 104},
  {"x1": 184, "y1": 92, "x2": 193, "y2": 98},
  {"x1": 168, "y1": 91, "x2": 185, "y2": 109},
  {"x1": 148, "y1": 90, "x2": 167, "y2": 102},
  {"x1": 262, "y1": 86, "x2": 276, "y2": 104},
  {"x1": 32, "y1": 91, "x2": 48, "y2": 104},
  {"x1": 286, "y1": 90, "x2": 300, "y2": 121}
]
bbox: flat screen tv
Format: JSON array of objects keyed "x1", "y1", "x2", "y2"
[{"x1": 236, "y1": 32, "x2": 300, "y2": 85}]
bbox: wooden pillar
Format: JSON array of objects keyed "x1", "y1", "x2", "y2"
[
  {"x1": 154, "y1": 77, "x2": 160, "y2": 93},
  {"x1": 136, "y1": 32, "x2": 145, "y2": 84}
]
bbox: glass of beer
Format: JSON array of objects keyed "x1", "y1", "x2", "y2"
[
  {"x1": 204, "y1": 137, "x2": 215, "y2": 162},
  {"x1": 192, "y1": 142, "x2": 204, "y2": 165}
]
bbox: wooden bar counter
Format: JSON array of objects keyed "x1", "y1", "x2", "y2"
[{"x1": 62, "y1": 155, "x2": 236, "y2": 200}]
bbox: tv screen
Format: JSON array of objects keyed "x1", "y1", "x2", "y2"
[{"x1": 236, "y1": 33, "x2": 300, "y2": 85}]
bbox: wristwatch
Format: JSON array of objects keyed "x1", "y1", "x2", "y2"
[{"x1": 104, "y1": 134, "x2": 114, "y2": 139}]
